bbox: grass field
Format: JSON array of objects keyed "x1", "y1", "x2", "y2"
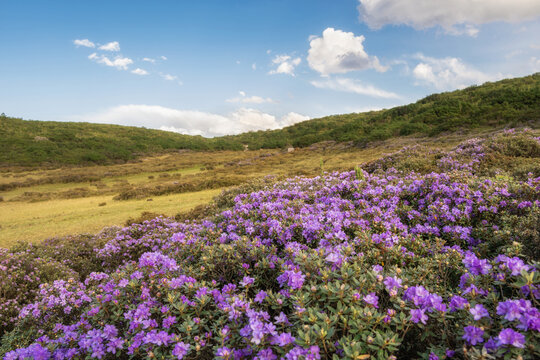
[
  {"x1": 0, "y1": 129, "x2": 512, "y2": 247},
  {"x1": 0, "y1": 189, "x2": 221, "y2": 247}
]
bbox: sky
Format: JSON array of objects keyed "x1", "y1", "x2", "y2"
[{"x1": 1, "y1": 0, "x2": 540, "y2": 137}]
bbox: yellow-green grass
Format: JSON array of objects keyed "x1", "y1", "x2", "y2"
[{"x1": 0, "y1": 188, "x2": 221, "y2": 248}]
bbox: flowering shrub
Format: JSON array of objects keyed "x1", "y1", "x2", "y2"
[
  {"x1": 0, "y1": 250, "x2": 78, "y2": 335},
  {"x1": 1, "y1": 130, "x2": 539, "y2": 359}
]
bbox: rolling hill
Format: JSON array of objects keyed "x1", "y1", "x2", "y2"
[{"x1": 1, "y1": 73, "x2": 539, "y2": 167}]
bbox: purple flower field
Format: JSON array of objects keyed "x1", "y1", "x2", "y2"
[{"x1": 1, "y1": 130, "x2": 539, "y2": 359}]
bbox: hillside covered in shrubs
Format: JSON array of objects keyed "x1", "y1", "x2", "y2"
[
  {"x1": 1, "y1": 73, "x2": 539, "y2": 167},
  {"x1": 1, "y1": 129, "x2": 539, "y2": 359}
]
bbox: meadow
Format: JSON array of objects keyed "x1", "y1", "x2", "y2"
[
  {"x1": 0, "y1": 129, "x2": 539, "y2": 359},
  {"x1": 0, "y1": 131, "x2": 481, "y2": 247}
]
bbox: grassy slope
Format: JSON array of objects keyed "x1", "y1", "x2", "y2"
[{"x1": 1, "y1": 73, "x2": 539, "y2": 167}]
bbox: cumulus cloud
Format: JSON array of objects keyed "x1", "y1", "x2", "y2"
[
  {"x1": 311, "y1": 77, "x2": 400, "y2": 98},
  {"x1": 75, "y1": 105, "x2": 310, "y2": 137},
  {"x1": 358, "y1": 0, "x2": 540, "y2": 36},
  {"x1": 226, "y1": 91, "x2": 275, "y2": 104},
  {"x1": 142, "y1": 57, "x2": 156, "y2": 63},
  {"x1": 161, "y1": 56, "x2": 168, "y2": 60},
  {"x1": 307, "y1": 28, "x2": 387, "y2": 76},
  {"x1": 412, "y1": 54, "x2": 503, "y2": 90},
  {"x1": 131, "y1": 68, "x2": 149, "y2": 75},
  {"x1": 88, "y1": 53, "x2": 133, "y2": 70},
  {"x1": 269, "y1": 55, "x2": 302, "y2": 76},
  {"x1": 98, "y1": 41, "x2": 120, "y2": 51},
  {"x1": 74, "y1": 39, "x2": 95, "y2": 48}
]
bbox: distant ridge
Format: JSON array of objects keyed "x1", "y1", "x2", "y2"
[{"x1": 1, "y1": 73, "x2": 539, "y2": 167}]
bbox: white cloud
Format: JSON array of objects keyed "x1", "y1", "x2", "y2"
[
  {"x1": 98, "y1": 41, "x2": 120, "y2": 51},
  {"x1": 142, "y1": 57, "x2": 156, "y2": 63},
  {"x1": 74, "y1": 39, "x2": 95, "y2": 48},
  {"x1": 226, "y1": 91, "x2": 275, "y2": 104},
  {"x1": 75, "y1": 105, "x2": 310, "y2": 137},
  {"x1": 412, "y1": 54, "x2": 503, "y2": 90},
  {"x1": 160, "y1": 73, "x2": 177, "y2": 81},
  {"x1": 131, "y1": 68, "x2": 149, "y2": 75},
  {"x1": 161, "y1": 56, "x2": 168, "y2": 60},
  {"x1": 269, "y1": 55, "x2": 301, "y2": 76},
  {"x1": 280, "y1": 112, "x2": 310, "y2": 126},
  {"x1": 88, "y1": 53, "x2": 133, "y2": 70},
  {"x1": 311, "y1": 77, "x2": 400, "y2": 99},
  {"x1": 358, "y1": 0, "x2": 540, "y2": 36},
  {"x1": 252, "y1": 63, "x2": 257, "y2": 70},
  {"x1": 307, "y1": 28, "x2": 387, "y2": 76}
]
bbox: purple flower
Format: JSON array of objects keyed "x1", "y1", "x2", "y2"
[
  {"x1": 255, "y1": 348, "x2": 277, "y2": 360},
  {"x1": 173, "y1": 342, "x2": 190, "y2": 359},
  {"x1": 216, "y1": 346, "x2": 233, "y2": 359},
  {"x1": 254, "y1": 290, "x2": 267, "y2": 303},
  {"x1": 271, "y1": 332, "x2": 295, "y2": 346},
  {"x1": 240, "y1": 276, "x2": 255, "y2": 287},
  {"x1": 384, "y1": 276, "x2": 402, "y2": 294},
  {"x1": 463, "y1": 326, "x2": 484, "y2": 345},
  {"x1": 275, "y1": 312, "x2": 290, "y2": 325},
  {"x1": 277, "y1": 270, "x2": 305, "y2": 290},
  {"x1": 410, "y1": 309, "x2": 428, "y2": 324},
  {"x1": 163, "y1": 316, "x2": 177, "y2": 329},
  {"x1": 496, "y1": 328, "x2": 525, "y2": 348},
  {"x1": 469, "y1": 304, "x2": 490, "y2": 321},
  {"x1": 363, "y1": 292, "x2": 379, "y2": 308},
  {"x1": 463, "y1": 252, "x2": 492, "y2": 276},
  {"x1": 449, "y1": 296, "x2": 468, "y2": 311}
]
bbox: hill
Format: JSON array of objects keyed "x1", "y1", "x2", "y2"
[
  {"x1": 1, "y1": 73, "x2": 539, "y2": 167},
  {"x1": 230, "y1": 72, "x2": 540, "y2": 148},
  {"x1": 0, "y1": 118, "x2": 242, "y2": 167}
]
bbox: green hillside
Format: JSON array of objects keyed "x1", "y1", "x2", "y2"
[
  {"x1": 229, "y1": 72, "x2": 540, "y2": 148},
  {"x1": 0, "y1": 118, "x2": 242, "y2": 167},
  {"x1": 1, "y1": 73, "x2": 539, "y2": 167}
]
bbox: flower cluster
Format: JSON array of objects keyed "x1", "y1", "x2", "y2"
[{"x1": 1, "y1": 131, "x2": 539, "y2": 359}]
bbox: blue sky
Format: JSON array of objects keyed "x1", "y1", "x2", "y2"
[{"x1": 1, "y1": 0, "x2": 539, "y2": 136}]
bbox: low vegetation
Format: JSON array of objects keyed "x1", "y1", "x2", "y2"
[{"x1": 1, "y1": 130, "x2": 539, "y2": 359}]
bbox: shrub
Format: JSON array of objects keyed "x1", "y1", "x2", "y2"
[{"x1": 0, "y1": 250, "x2": 78, "y2": 336}]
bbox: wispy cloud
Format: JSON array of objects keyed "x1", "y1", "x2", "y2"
[
  {"x1": 160, "y1": 73, "x2": 177, "y2": 81},
  {"x1": 98, "y1": 41, "x2": 120, "y2": 51},
  {"x1": 311, "y1": 77, "x2": 400, "y2": 99},
  {"x1": 142, "y1": 57, "x2": 156, "y2": 63},
  {"x1": 73, "y1": 39, "x2": 95, "y2": 48},
  {"x1": 88, "y1": 53, "x2": 133, "y2": 70},
  {"x1": 269, "y1": 55, "x2": 301, "y2": 76},
  {"x1": 131, "y1": 68, "x2": 149, "y2": 75},
  {"x1": 159, "y1": 73, "x2": 182, "y2": 85},
  {"x1": 226, "y1": 91, "x2": 275, "y2": 104}
]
